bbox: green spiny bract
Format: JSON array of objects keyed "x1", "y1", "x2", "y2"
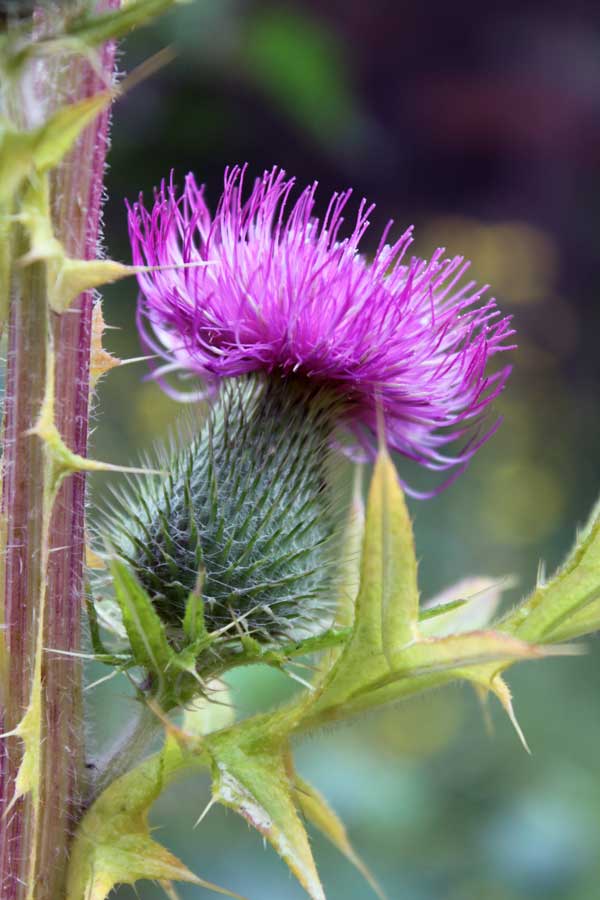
[{"x1": 102, "y1": 374, "x2": 340, "y2": 653}]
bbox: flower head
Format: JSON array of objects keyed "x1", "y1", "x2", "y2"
[{"x1": 128, "y1": 165, "x2": 514, "y2": 493}]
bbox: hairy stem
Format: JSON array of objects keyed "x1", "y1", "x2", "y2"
[
  {"x1": 0, "y1": 244, "x2": 49, "y2": 900},
  {"x1": 90, "y1": 702, "x2": 163, "y2": 802},
  {"x1": 0, "y1": 5, "x2": 119, "y2": 899},
  {"x1": 40, "y1": 7, "x2": 119, "y2": 888}
]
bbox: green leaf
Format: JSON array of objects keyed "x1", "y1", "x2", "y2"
[
  {"x1": 293, "y1": 772, "x2": 386, "y2": 900},
  {"x1": 183, "y1": 576, "x2": 209, "y2": 645},
  {"x1": 66, "y1": 734, "x2": 244, "y2": 900},
  {"x1": 543, "y1": 597, "x2": 600, "y2": 642},
  {"x1": 17, "y1": 177, "x2": 144, "y2": 311},
  {"x1": 308, "y1": 446, "x2": 419, "y2": 718},
  {"x1": 305, "y1": 631, "x2": 565, "y2": 729},
  {"x1": 499, "y1": 500, "x2": 600, "y2": 643},
  {"x1": 47, "y1": 257, "x2": 139, "y2": 313},
  {"x1": 380, "y1": 631, "x2": 559, "y2": 686},
  {"x1": 420, "y1": 576, "x2": 516, "y2": 637},
  {"x1": 67, "y1": 0, "x2": 180, "y2": 46},
  {"x1": 333, "y1": 466, "x2": 365, "y2": 630},
  {"x1": 182, "y1": 681, "x2": 235, "y2": 737},
  {"x1": 84, "y1": 594, "x2": 132, "y2": 667},
  {"x1": 31, "y1": 92, "x2": 113, "y2": 174},
  {"x1": 0, "y1": 93, "x2": 111, "y2": 202},
  {"x1": 1, "y1": 682, "x2": 42, "y2": 815},
  {"x1": 0, "y1": 124, "x2": 37, "y2": 204},
  {"x1": 109, "y1": 556, "x2": 175, "y2": 682},
  {"x1": 206, "y1": 709, "x2": 326, "y2": 900},
  {"x1": 374, "y1": 448, "x2": 419, "y2": 660}
]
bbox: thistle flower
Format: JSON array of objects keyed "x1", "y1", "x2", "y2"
[
  {"x1": 107, "y1": 166, "x2": 514, "y2": 654},
  {"x1": 128, "y1": 165, "x2": 514, "y2": 487}
]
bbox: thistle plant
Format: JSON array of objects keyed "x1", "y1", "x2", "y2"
[{"x1": 1, "y1": 7, "x2": 600, "y2": 900}]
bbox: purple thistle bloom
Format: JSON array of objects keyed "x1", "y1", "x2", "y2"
[{"x1": 128, "y1": 165, "x2": 514, "y2": 495}]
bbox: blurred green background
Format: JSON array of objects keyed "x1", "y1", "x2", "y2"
[{"x1": 88, "y1": 2, "x2": 600, "y2": 898}]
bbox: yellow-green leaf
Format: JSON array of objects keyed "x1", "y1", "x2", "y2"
[
  {"x1": 206, "y1": 710, "x2": 326, "y2": 900},
  {"x1": 308, "y1": 446, "x2": 419, "y2": 719},
  {"x1": 2, "y1": 685, "x2": 42, "y2": 814},
  {"x1": 316, "y1": 468, "x2": 364, "y2": 682},
  {"x1": 375, "y1": 448, "x2": 419, "y2": 659},
  {"x1": 182, "y1": 681, "x2": 235, "y2": 737},
  {"x1": 32, "y1": 91, "x2": 113, "y2": 173},
  {"x1": 293, "y1": 773, "x2": 385, "y2": 900},
  {"x1": 47, "y1": 257, "x2": 137, "y2": 312},
  {"x1": 67, "y1": 0, "x2": 180, "y2": 46},
  {"x1": 0, "y1": 93, "x2": 111, "y2": 203},
  {"x1": 0, "y1": 125, "x2": 38, "y2": 202},
  {"x1": 109, "y1": 556, "x2": 175, "y2": 681},
  {"x1": 500, "y1": 500, "x2": 600, "y2": 643},
  {"x1": 307, "y1": 630, "x2": 566, "y2": 729},
  {"x1": 543, "y1": 597, "x2": 600, "y2": 642},
  {"x1": 420, "y1": 576, "x2": 515, "y2": 637},
  {"x1": 17, "y1": 173, "x2": 141, "y2": 313},
  {"x1": 335, "y1": 467, "x2": 365, "y2": 630},
  {"x1": 66, "y1": 735, "x2": 243, "y2": 900},
  {"x1": 383, "y1": 630, "x2": 558, "y2": 683}
]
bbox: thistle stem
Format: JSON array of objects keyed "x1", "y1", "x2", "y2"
[
  {"x1": 0, "y1": 246, "x2": 49, "y2": 900},
  {"x1": 0, "y1": 5, "x2": 119, "y2": 898},
  {"x1": 90, "y1": 701, "x2": 163, "y2": 802}
]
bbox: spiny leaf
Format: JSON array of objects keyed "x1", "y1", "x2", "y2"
[
  {"x1": 305, "y1": 630, "x2": 569, "y2": 729},
  {"x1": 0, "y1": 93, "x2": 111, "y2": 202},
  {"x1": 488, "y1": 675, "x2": 531, "y2": 753},
  {"x1": 90, "y1": 301, "x2": 121, "y2": 388},
  {"x1": 375, "y1": 447, "x2": 419, "y2": 661},
  {"x1": 293, "y1": 772, "x2": 386, "y2": 900},
  {"x1": 18, "y1": 175, "x2": 141, "y2": 311},
  {"x1": 18, "y1": 175, "x2": 174, "y2": 313},
  {"x1": 334, "y1": 466, "x2": 365, "y2": 630},
  {"x1": 499, "y1": 500, "x2": 600, "y2": 643},
  {"x1": 32, "y1": 91, "x2": 113, "y2": 172},
  {"x1": 379, "y1": 631, "x2": 562, "y2": 687},
  {"x1": 544, "y1": 597, "x2": 600, "y2": 642},
  {"x1": 109, "y1": 556, "x2": 175, "y2": 680},
  {"x1": 307, "y1": 445, "x2": 419, "y2": 719},
  {"x1": 183, "y1": 576, "x2": 208, "y2": 645},
  {"x1": 316, "y1": 468, "x2": 364, "y2": 682},
  {"x1": 48, "y1": 257, "x2": 138, "y2": 313},
  {"x1": 182, "y1": 681, "x2": 235, "y2": 737},
  {"x1": 1, "y1": 683, "x2": 42, "y2": 815},
  {"x1": 66, "y1": 734, "x2": 244, "y2": 900},
  {"x1": 206, "y1": 708, "x2": 326, "y2": 900},
  {"x1": 302, "y1": 450, "x2": 572, "y2": 731},
  {"x1": 67, "y1": 0, "x2": 180, "y2": 47},
  {"x1": 420, "y1": 576, "x2": 515, "y2": 637}
]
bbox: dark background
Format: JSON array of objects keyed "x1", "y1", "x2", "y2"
[{"x1": 90, "y1": 2, "x2": 600, "y2": 898}]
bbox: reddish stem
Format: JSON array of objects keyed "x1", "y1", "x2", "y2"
[{"x1": 0, "y1": 5, "x2": 119, "y2": 898}]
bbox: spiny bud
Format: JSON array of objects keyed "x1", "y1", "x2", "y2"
[{"x1": 102, "y1": 374, "x2": 340, "y2": 650}]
